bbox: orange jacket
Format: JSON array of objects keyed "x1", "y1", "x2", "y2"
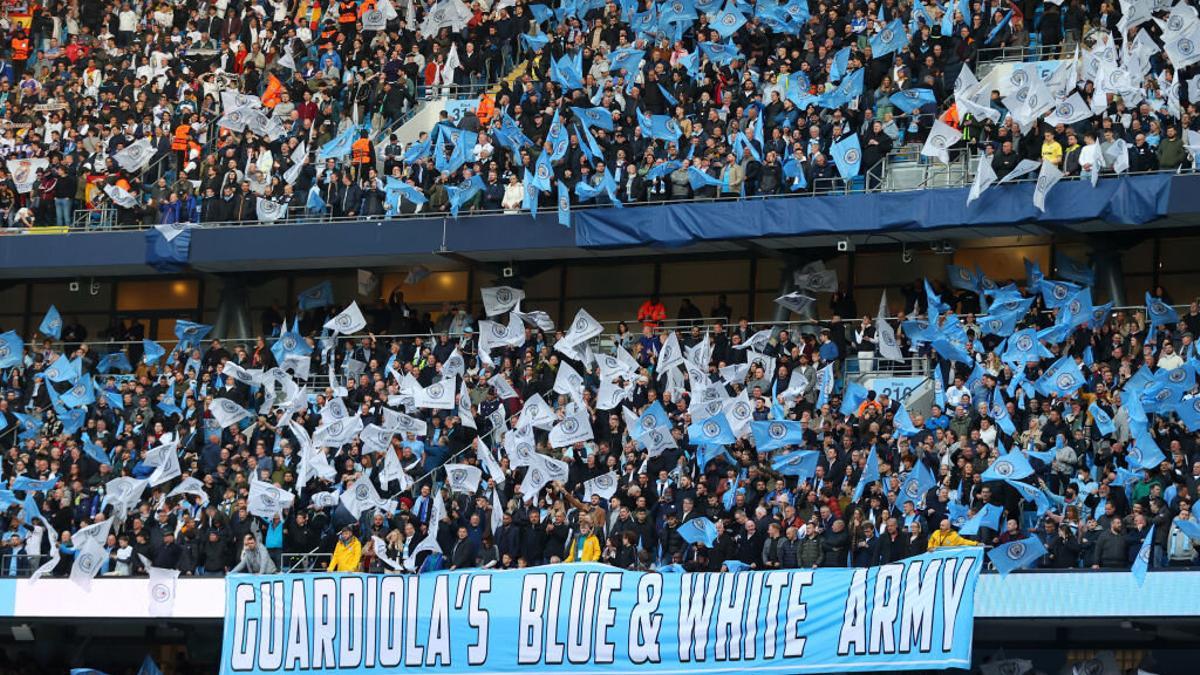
[
  {"x1": 351, "y1": 138, "x2": 373, "y2": 164},
  {"x1": 638, "y1": 301, "x2": 666, "y2": 327},
  {"x1": 10, "y1": 37, "x2": 28, "y2": 62},
  {"x1": 171, "y1": 124, "x2": 191, "y2": 151}
]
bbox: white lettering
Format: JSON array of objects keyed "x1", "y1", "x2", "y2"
[
  {"x1": 518, "y1": 574, "x2": 546, "y2": 664},
  {"x1": 595, "y1": 573, "x2": 621, "y2": 664},
  {"x1": 869, "y1": 564, "x2": 904, "y2": 654},
  {"x1": 257, "y1": 581, "x2": 285, "y2": 670},
  {"x1": 678, "y1": 573, "x2": 719, "y2": 662},
  {"x1": 783, "y1": 571, "x2": 813, "y2": 658},
  {"x1": 742, "y1": 573, "x2": 764, "y2": 660},
  {"x1": 628, "y1": 574, "x2": 662, "y2": 664},
  {"x1": 312, "y1": 578, "x2": 338, "y2": 668},
  {"x1": 837, "y1": 569, "x2": 868, "y2": 656},
  {"x1": 941, "y1": 557, "x2": 974, "y2": 652},
  {"x1": 899, "y1": 560, "x2": 940, "y2": 654},
  {"x1": 379, "y1": 576, "x2": 404, "y2": 668},
  {"x1": 762, "y1": 571, "x2": 789, "y2": 659},
  {"x1": 567, "y1": 572, "x2": 598, "y2": 664},
  {"x1": 404, "y1": 576, "x2": 425, "y2": 666},
  {"x1": 231, "y1": 584, "x2": 257, "y2": 671},
  {"x1": 338, "y1": 577, "x2": 364, "y2": 668},
  {"x1": 427, "y1": 574, "x2": 452, "y2": 666},
  {"x1": 714, "y1": 572, "x2": 745, "y2": 661},
  {"x1": 284, "y1": 579, "x2": 310, "y2": 670},
  {"x1": 467, "y1": 575, "x2": 491, "y2": 665},
  {"x1": 545, "y1": 573, "x2": 566, "y2": 664}
]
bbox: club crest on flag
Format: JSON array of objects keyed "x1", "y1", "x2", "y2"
[
  {"x1": 1181, "y1": 38, "x2": 1196, "y2": 56},
  {"x1": 993, "y1": 459, "x2": 1016, "y2": 478},
  {"x1": 151, "y1": 581, "x2": 173, "y2": 603},
  {"x1": 768, "y1": 422, "x2": 787, "y2": 439},
  {"x1": 77, "y1": 552, "x2": 100, "y2": 574},
  {"x1": 702, "y1": 420, "x2": 721, "y2": 438},
  {"x1": 1006, "y1": 541, "x2": 1027, "y2": 560},
  {"x1": 1056, "y1": 373, "x2": 1077, "y2": 389},
  {"x1": 560, "y1": 417, "x2": 579, "y2": 434}
]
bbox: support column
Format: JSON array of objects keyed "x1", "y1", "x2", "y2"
[
  {"x1": 210, "y1": 275, "x2": 252, "y2": 339},
  {"x1": 1093, "y1": 247, "x2": 1126, "y2": 307}
]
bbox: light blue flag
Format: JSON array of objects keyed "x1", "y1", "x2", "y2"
[
  {"x1": 988, "y1": 537, "x2": 1045, "y2": 576},
  {"x1": 0, "y1": 332, "x2": 26, "y2": 369},
  {"x1": 782, "y1": 156, "x2": 808, "y2": 190},
  {"x1": 11, "y1": 475, "x2": 58, "y2": 492},
  {"x1": 710, "y1": 0, "x2": 747, "y2": 37},
  {"x1": 519, "y1": 32, "x2": 550, "y2": 52},
  {"x1": 1146, "y1": 292, "x2": 1180, "y2": 326},
  {"x1": 97, "y1": 352, "x2": 132, "y2": 374},
  {"x1": 989, "y1": 387, "x2": 1016, "y2": 435},
  {"x1": 898, "y1": 461, "x2": 938, "y2": 508},
  {"x1": 1089, "y1": 302, "x2": 1113, "y2": 330},
  {"x1": 686, "y1": 166, "x2": 727, "y2": 190},
  {"x1": 576, "y1": 121, "x2": 604, "y2": 164},
  {"x1": 174, "y1": 320, "x2": 213, "y2": 347},
  {"x1": 981, "y1": 450, "x2": 1034, "y2": 481},
  {"x1": 985, "y1": 9, "x2": 1013, "y2": 45},
  {"x1": 1026, "y1": 438, "x2": 1057, "y2": 466},
  {"x1": 522, "y1": 169, "x2": 540, "y2": 217},
  {"x1": 571, "y1": 106, "x2": 614, "y2": 132},
  {"x1": 531, "y1": 151, "x2": 554, "y2": 193},
  {"x1": 948, "y1": 500, "x2": 970, "y2": 528},
  {"x1": 933, "y1": 366, "x2": 946, "y2": 408},
  {"x1": 1035, "y1": 355, "x2": 1085, "y2": 397},
  {"x1": 958, "y1": 503, "x2": 1003, "y2": 536},
  {"x1": 814, "y1": 362, "x2": 834, "y2": 409},
  {"x1": 772, "y1": 449, "x2": 819, "y2": 479},
  {"x1": 931, "y1": 336, "x2": 973, "y2": 364},
  {"x1": 677, "y1": 48, "x2": 702, "y2": 78},
  {"x1": 1040, "y1": 279, "x2": 1081, "y2": 309},
  {"x1": 1131, "y1": 524, "x2": 1155, "y2": 586},
  {"x1": 447, "y1": 182, "x2": 482, "y2": 219},
  {"x1": 724, "y1": 558, "x2": 750, "y2": 572},
  {"x1": 1024, "y1": 258, "x2": 1045, "y2": 291},
  {"x1": 676, "y1": 517, "x2": 718, "y2": 547},
  {"x1": 894, "y1": 402, "x2": 920, "y2": 436},
  {"x1": 1054, "y1": 251, "x2": 1095, "y2": 286},
  {"x1": 317, "y1": 125, "x2": 357, "y2": 161},
  {"x1": 60, "y1": 377, "x2": 96, "y2": 408},
  {"x1": 688, "y1": 413, "x2": 737, "y2": 445},
  {"x1": 608, "y1": 47, "x2": 645, "y2": 74},
  {"x1": 528, "y1": 3, "x2": 553, "y2": 22},
  {"x1": 828, "y1": 46, "x2": 850, "y2": 83},
  {"x1": 1129, "y1": 430, "x2": 1167, "y2": 470},
  {"x1": 977, "y1": 310, "x2": 1021, "y2": 337},
  {"x1": 137, "y1": 655, "x2": 164, "y2": 675},
  {"x1": 297, "y1": 281, "x2": 334, "y2": 310},
  {"x1": 1000, "y1": 328, "x2": 1050, "y2": 366},
  {"x1": 70, "y1": 670, "x2": 111, "y2": 675},
  {"x1": 556, "y1": 180, "x2": 571, "y2": 228},
  {"x1": 13, "y1": 413, "x2": 40, "y2": 440},
  {"x1": 889, "y1": 88, "x2": 937, "y2": 114},
  {"x1": 44, "y1": 356, "x2": 81, "y2": 383},
  {"x1": 39, "y1": 305, "x2": 62, "y2": 339},
  {"x1": 1005, "y1": 478, "x2": 1052, "y2": 516},
  {"x1": 1172, "y1": 398, "x2": 1200, "y2": 432},
  {"x1": 550, "y1": 52, "x2": 585, "y2": 90},
  {"x1": 698, "y1": 40, "x2": 742, "y2": 65},
  {"x1": 697, "y1": 444, "x2": 735, "y2": 471},
  {"x1": 81, "y1": 433, "x2": 110, "y2": 466},
  {"x1": 852, "y1": 446, "x2": 880, "y2": 501},
  {"x1": 946, "y1": 264, "x2": 981, "y2": 292},
  {"x1": 630, "y1": 401, "x2": 672, "y2": 438},
  {"x1": 645, "y1": 160, "x2": 682, "y2": 182},
  {"x1": 402, "y1": 137, "x2": 430, "y2": 163},
  {"x1": 306, "y1": 185, "x2": 327, "y2": 214},
  {"x1": 750, "y1": 420, "x2": 805, "y2": 451},
  {"x1": 830, "y1": 133, "x2": 861, "y2": 178},
  {"x1": 819, "y1": 66, "x2": 864, "y2": 110},
  {"x1": 142, "y1": 339, "x2": 166, "y2": 366},
  {"x1": 869, "y1": 19, "x2": 909, "y2": 56},
  {"x1": 58, "y1": 407, "x2": 85, "y2": 435},
  {"x1": 1174, "y1": 518, "x2": 1200, "y2": 542},
  {"x1": 840, "y1": 382, "x2": 869, "y2": 416}
]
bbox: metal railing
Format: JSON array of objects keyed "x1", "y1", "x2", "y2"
[
  {"x1": 282, "y1": 551, "x2": 332, "y2": 573},
  {"x1": 975, "y1": 43, "x2": 1072, "y2": 66}
]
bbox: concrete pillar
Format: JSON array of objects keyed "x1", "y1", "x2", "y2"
[{"x1": 210, "y1": 275, "x2": 252, "y2": 340}]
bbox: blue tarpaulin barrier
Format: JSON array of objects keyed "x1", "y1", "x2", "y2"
[
  {"x1": 574, "y1": 174, "x2": 1173, "y2": 248},
  {"x1": 145, "y1": 228, "x2": 191, "y2": 273}
]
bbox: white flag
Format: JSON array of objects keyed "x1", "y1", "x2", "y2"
[
  {"x1": 324, "y1": 301, "x2": 367, "y2": 335},
  {"x1": 516, "y1": 393, "x2": 556, "y2": 430},
  {"x1": 113, "y1": 138, "x2": 156, "y2": 172},
  {"x1": 312, "y1": 415, "x2": 364, "y2": 447},
  {"x1": 362, "y1": 5, "x2": 387, "y2": 30},
  {"x1": 1105, "y1": 138, "x2": 1130, "y2": 174},
  {"x1": 445, "y1": 463, "x2": 483, "y2": 494},
  {"x1": 481, "y1": 286, "x2": 526, "y2": 316},
  {"x1": 221, "y1": 361, "x2": 263, "y2": 385},
  {"x1": 415, "y1": 379, "x2": 456, "y2": 409},
  {"x1": 920, "y1": 119, "x2": 961, "y2": 164},
  {"x1": 504, "y1": 426, "x2": 537, "y2": 467},
  {"x1": 519, "y1": 460, "x2": 552, "y2": 502},
  {"x1": 458, "y1": 382, "x2": 476, "y2": 429},
  {"x1": 733, "y1": 328, "x2": 772, "y2": 351},
  {"x1": 556, "y1": 308, "x2": 603, "y2": 352},
  {"x1": 209, "y1": 398, "x2": 250, "y2": 428},
  {"x1": 1032, "y1": 161, "x2": 1063, "y2": 212},
  {"x1": 278, "y1": 49, "x2": 296, "y2": 71},
  {"x1": 147, "y1": 566, "x2": 181, "y2": 617},
  {"x1": 657, "y1": 331, "x2": 686, "y2": 370},
  {"x1": 548, "y1": 405, "x2": 593, "y2": 447},
  {"x1": 488, "y1": 372, "x2": 520, "y2": 400},
  {"x1": 283, "y1": 142, "x2": 307, "y2": 185},
  {"x1": 723, "y1": 390, "x2": 754, "y2": 438},
  {"x1": 793, "y1": 265, "x2": 839, "y2": 293},
  {"x1": 382, "y1": 407, "x2": 427, "y2": 436},
  {"x1": 967, "y1": 154, "x2": 998, "y2": 205},
  {"x1": 102, "y1": 478, "x2": 148, "y2": 517},
  {"x1": 477, "y1": 439, "x2": 505, "y2": 484},
  {"x1": 596, "y1": 380, "x2": 631, "y2": 410},
  {"x1": 104, "y1": 184, "x2": 138, "y2": 208},
  {"x1": 1164, "y1": 20, "x2": 1200, "y2": 69},
  {"x1": 1080, "y1": 143, "x2": 1104, "y2": 186},
  {"x1": 996, "y1": 158, "x2": 1042, "y2": 184},
  {"x1": 70, "y1": 538, "x2": 107, "y2": 590},
  {"x1": 443, "y1": 348, "x2": 466, "y2": 379},
  {"x1": 311, "y1": 491, "x2": 340, "y2": 509},
  {"x1": 1044, "y1": 93, "x2": 1091, "y2": 126},
  {"x1": 554, "y1": 362, "x2": 586, "y2": 397},
  {"x1": 29, "y1": 523, "x2": 60, "y2": 582},
  {"x1": 380, "y1": 447, "x2": 413, "y2": 492},
  {"x1": 256, "y1": 197, "x2": 287, "y2": 222},
  {"x1": 512, "y1": 306, "x2": 554, "y2": 331},
  {"x1": 341, "y1": 478, "x2": 387, "y2": 519},
  {"x1": 217, "y1": 106, "x2": 251, "y2": 132},
  {"x1": 360, "y1": 424, "x2": 396, "y2": 454},
  {"x1": 877, "y1": 291, "x2": 903, "y2": 362},
  {"x1": 248, "y1": 479, "x2": 295, "y2": 518},
  {"x1": 719, "y1": 363, "x2": 750, "y2": 385},
  {"x1": 372, "y1": 535, "x2": 403, "y2": 570},
  {"x1": 775, "y1": 292, "x2": 815, "y2": 314},
  {"x1": 583, "y1": 471, "x2": 619, "y2": 502},
  {"x1": 404, "y1": 493, "x2": 446, "y2": 570},
  {"x1": 145, "y1": 441, "x2": 181, "y2": 486},
  {"x1": 491, "y1": 488, "x2": 505, "y2": 534},
  {"x1": 221, "y1": 90, "x2": 261, "y2": 112},
  {"x1": 165, "y1": 476, "x2": 209, "y2": 505}
]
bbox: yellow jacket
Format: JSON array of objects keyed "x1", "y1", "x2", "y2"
[
  {"x1": 927, "y1": 529, "x2": 979, "y2": 551},
  {"x1": 328, "y1": 537, "x2": 363, "y2": 572},
  {"x1": 565, "y1": 533, "x2": 601, "y2": 562}
]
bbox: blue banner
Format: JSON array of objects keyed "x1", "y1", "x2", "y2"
[{"x1": 220, "y1": 549, "x2": 982, "y2": 674}]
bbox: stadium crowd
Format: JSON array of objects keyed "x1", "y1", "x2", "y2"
[
  {"x1": 0, "y1": 0, "x2": 1192, "y2": 228},
  {"x1": 0, "y1": 262, "x2": 1198, "y2": 581}
]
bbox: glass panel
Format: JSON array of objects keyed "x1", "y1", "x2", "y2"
[
  {"x1": 0, "y1": 283, "x2": 25, "y2": 314},
  {"x1": 854, "y1": 251, "x2": 945, "y2": 288},
  {"x1": 566, "y1": 264, "x2": 654, "y2": 298},
  {"x1": 659, "y1": 260, "x2": 749, "y2": 294},
  {"x1": 116, "y1": 280, "x2": 199, "y2": 311}
]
